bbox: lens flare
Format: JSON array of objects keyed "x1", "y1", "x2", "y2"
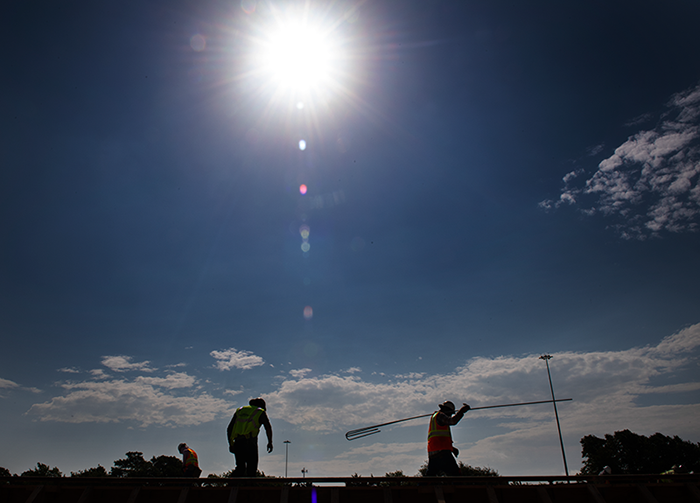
[
  {"x1": 299, "y1": 139, "x2": 307, "y2": 150},
  {"x1": 190, "y1": 35, "x2": 206, "y2": 52},
  {"x1": 303, "y1": 306, "x2": 313, "y2": 320},
  {"x1": 240, "y1": 0, "x2": 256, "y2": 14},
  {"x1": 299, "y1": 184, "x2": 307, "y2": 195}
]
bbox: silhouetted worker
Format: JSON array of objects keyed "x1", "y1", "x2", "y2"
[
  {"x1": 426, "y1": 400, "x2": 470, "y2": 476},
  {"x1": 227, "y1": 397, "x2": 273, "y2": 477},
  {"x1": 177, "y1": 443, "x2": 202, "y2": 477}
]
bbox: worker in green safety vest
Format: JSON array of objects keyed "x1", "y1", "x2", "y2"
[{"x1": 226, "y1": 397, "x2": 273, "y2": 477}]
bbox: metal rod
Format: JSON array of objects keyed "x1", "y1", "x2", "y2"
[
  {"x1": 540, "y1": 354, "x2": 569, "y2": 477},
  {"x1": 345, "y1": 398, "x2": 572, "y2": 440}
]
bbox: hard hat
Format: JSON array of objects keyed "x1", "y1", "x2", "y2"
[
  {"x1": 439, "y1": 401, "x2": 456, "y2": 414},
  {"x1": 249, "y1": 397, "x2": 267, "y2": 410}
]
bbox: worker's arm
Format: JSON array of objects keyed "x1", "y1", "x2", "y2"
[
  {"x1": 264, "y1": 421, "x2": 273, "y2": 453},
  {"x1": 259, "y1": 412, "x2": 273, "y2": 453},
  {"x1": 226, "y1": 413, "x2": 237, "y2": 451},
  {"x1": 449, "y1": 404, "x2": 470, "y2": 425}
]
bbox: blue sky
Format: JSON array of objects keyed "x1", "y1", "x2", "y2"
[{"x1": 2, "y1": 0, "x2": 700, "y2": 477}]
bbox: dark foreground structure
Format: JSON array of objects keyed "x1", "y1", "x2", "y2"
[{"x1": 2, "y1": 474, "x2": 700, "y2": 503}]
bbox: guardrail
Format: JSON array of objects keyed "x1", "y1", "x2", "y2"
[{"x1": 2, "y1": 474, "x2": 700, "y2": 503}]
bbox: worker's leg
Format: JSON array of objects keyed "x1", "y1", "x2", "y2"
[
  {"x1": 245, "y1": 438, "x2": 259, "y2": 477},
  {"x1": 232, "y1": 438, "x2": 247, "y2": 476},
  {"x1": 427, "y1": 451, "x2": 459, "y2": 476}
]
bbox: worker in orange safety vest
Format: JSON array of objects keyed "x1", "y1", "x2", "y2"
[
  {"x1": 178, "y1": 443, "x2": 202, "y2": 477},
  {"x1": 426, "y1": 400, "x2": 470, "y2": 476}
]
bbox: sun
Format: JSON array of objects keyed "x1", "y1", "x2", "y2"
[
  {"x1": 261, "y1": 21, "x2": 335, "y2": 92},
  {"x1": 243, "y1": 6, "x2": 348, "y2": 100}
]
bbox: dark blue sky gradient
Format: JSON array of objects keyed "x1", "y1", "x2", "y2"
[{"x1": 2, "y1": 0, "x2": 700, "y2": 476}]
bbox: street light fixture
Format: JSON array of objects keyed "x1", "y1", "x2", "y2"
[
  {"x1": 284, "y1": 440, "x2": 291, "y2": 478},
  {"x1": 540, "y1": 354, "x2": 569, "y2": 477}
]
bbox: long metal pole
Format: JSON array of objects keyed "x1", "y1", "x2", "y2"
[
  {"x1": 284, "y1": 440, "x2": 290, "y2": 478},
  {"x1": 540, "y1": 354, "x2": 569, "y2": 477},
  {"x1": 345, "y1": 398, "x2": 572, "y2": 440}
]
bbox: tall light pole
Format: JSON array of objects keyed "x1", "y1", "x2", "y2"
[
  {"x1": 284, "y1": 440, "x2": 291, "y2": 478},
  {"x1": 301, "y1": 467, "x2": 308, "y2": 478},
  {"x1": 540, "y1": 354, "x2": 569, "y2": 477}
]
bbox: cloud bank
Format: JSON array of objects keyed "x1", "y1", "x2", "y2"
[
  {"x1": 22, "y1": 326, "x2": 700, "y2": 474},
  {"x1": 27, "y1": 357, "x2": 234, "y2": 427},
  {"x1": 265, "y1": 323, "x2": 700, "y2": 434},
  {"x1": 263, "y1": 323, "x2": 700, "y2": 475},
  {"x1": 541, "y1": 83, "x2": 700, "y2": 239}
]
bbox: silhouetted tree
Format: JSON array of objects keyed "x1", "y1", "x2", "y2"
[
  {"x1": 0, "y1": 467, "x2": 13, "y2": 477},
  {"x1": 580, "y1": 429, "x2": 700, "y2": 474},
  {"x1": 111, "y1": 452, "x2": 151, "y2": 477},
  {"x1": 149, "y1": 455, "x2": 183, "y2": 477},
  {"x1": 418, "y1": 461, "x2": 499, "y2": 477},
  {"x1": 21, "y1": 463, "x2": 62, "y2": 477},
  {"x1": 110, "y1": 452, "x2": 182, "y2": 477},
  {"x1": 70, "y1": 465, "x2": 109, "y2": 477}
]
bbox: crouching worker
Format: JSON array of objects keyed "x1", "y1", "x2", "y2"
[
  {"x1": 178, "y1": 443, "x2": 202, "y2": 477},
  {"x1": 227, "y1": 397, "x2": 273, "y2": 477},
  {"x1": 427, "y1": 400, "x2": 470, "y2": 476}
]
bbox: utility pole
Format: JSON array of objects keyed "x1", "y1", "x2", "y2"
[
  {"x1": 301, "y1": 467, "x2": 308, "y2": 478},
  {"x1": 540, "y1": 354, "x2": 569, "y2": 477},
  {"x1": 284, "y1": 440, "x2": 291, "y2": 478}
]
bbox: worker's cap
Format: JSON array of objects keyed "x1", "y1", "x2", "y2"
[
  {"x1": 178, "y1": 443, "x2": 188, "y2": 453},
  {"x1": 249, "y1": 397, "x2": 267, "y2": 410},
  {"x1": 439, "y1": 401, "x2": 456, "y2": 414}
]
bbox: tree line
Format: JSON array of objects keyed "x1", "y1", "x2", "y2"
[{"x1": 2, "y1": 430, "x2": 698, "y2": 478}]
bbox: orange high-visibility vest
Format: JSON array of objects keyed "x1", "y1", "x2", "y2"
[
  {"x1": 183, "y1": 448, "x2": 199, "y2": 467},
  {"x1": 427, "y1": 412, "x2": 453, "y2": 453}
]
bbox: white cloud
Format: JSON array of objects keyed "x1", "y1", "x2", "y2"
[
  {"x1": 542, "y1": 82, "x2": 700, "y2": 239},
  {"x1": 394, "y1": 372, "x2": 425, "y2": 380},
  {"x1": 135, "y1": 372, "x2": 196, "y2": 389},
  {"x1": 0, "y1": 378, "x2": 20, "y2": 390},
  {"x1": 289, "y1": 368, "x2": 312, "y2": 378},
  {"x1": 57, "y1": 367, "x2": 80, "y2": 374},
  {"x1": 89, "y1": 369, "x2": 109, "y2": 379},
  {"x1": 101, "y1": 355, "x2": 155, "y2": 373},
  {"x1": 210, "y1": 348, "x2": 265, "y2": 371},
  {"x1": 27, "y1": 371, "x2": 233, "y2": 427},
  {"x1": 1, "y1": 378, "x2": 41, "y2": 396}
]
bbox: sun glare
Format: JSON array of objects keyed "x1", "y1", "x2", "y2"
[{"x1": 262, "y1": 23, "x2": 334, "y2": 91}]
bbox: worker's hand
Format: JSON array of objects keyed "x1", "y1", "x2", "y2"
[
  {"x1": 267, "y1": 442, "x2": 273, "y2": 453},
  {"x1": 460, "y1": 403, "x2": 471, "y2": 413},
  {"x1": 452, "y1": 447, "x2": 459, "y2": 458}
]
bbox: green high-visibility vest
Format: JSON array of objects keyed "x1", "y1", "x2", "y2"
[{"x1": 230, "y1": 406, "x2": 264, "y2": 441}]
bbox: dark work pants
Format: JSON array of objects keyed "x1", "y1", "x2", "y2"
[
  {"x1": 427, "y1": 450, "x2": 460, "y2": 476},
  {"x1": 183, "y1": 465, "x2": 202, "y2": 477},
  {"x1": 232, "y1": 436, "x2": 259, "y2": 477}
]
